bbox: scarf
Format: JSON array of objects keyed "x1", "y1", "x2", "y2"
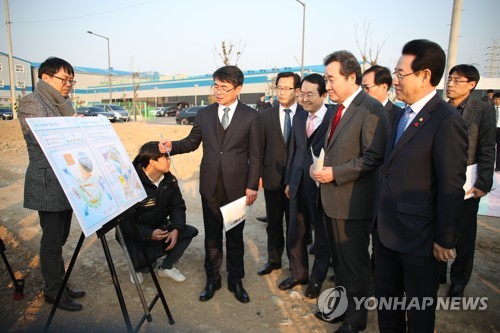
[{"x1": 35, "y1": 79, "x2": 75, "y2": 116}]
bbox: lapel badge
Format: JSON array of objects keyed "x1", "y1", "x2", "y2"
[{"x1": 412, "y1": 117, "x2": 424, "y2": 127}]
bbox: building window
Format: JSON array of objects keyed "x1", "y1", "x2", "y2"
[
  {"x1": 15, "y1": 64, "x2": 24, "y2": 72},
  {"x1": 16, "y1": 80, "x2": 25, "y2": 88},
  {"x1": 0, "y1": 79, "x2": 4, "y2": 87}
]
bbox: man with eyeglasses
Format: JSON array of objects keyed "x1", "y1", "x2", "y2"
[
  {"x1": 441, "y1": 64, "x2": 495, "y2": 298},
  {"x1": 18, "y1": 57, "x2": 85, "y2": 312},
  {"x1": 257, "y1": 72, "x2": 303, "y2": 277},
  {"x1": 311, "y1": 50, "x2": 388, "y2": 333},
  {"x1": 279, "y1": 73, "x2": 333, "y2": 299},
  {"x1": 160, "y1": 66, "x2": 263, "y2": 304},
  {"x1": 374, "y1": 40, "x2": 468, "y2": 332},
  {"x1": 361, "y1": 65, "x2": 401, "y2": 128}
]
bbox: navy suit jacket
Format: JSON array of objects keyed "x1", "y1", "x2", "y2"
[
  {"x1": 285, "y1": 107, "x2": 334, "y2": 201},
  {"x1": 376, "y1": 93, "x2": 468, "y2": 256},
  {"x1": 384, "y1": 100, "x2": 401, "y2": 129},
  {"x1": 171, "y1": 102, "x2": 263, "y2": 201}
]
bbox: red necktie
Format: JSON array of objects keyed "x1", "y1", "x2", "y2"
[{"x1": 327, "y1": 104, "x2": 344, "y2": 145}]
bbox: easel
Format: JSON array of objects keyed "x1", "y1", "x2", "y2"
[
  {"x1": 0, "y1": 237, "x2": 25, "y2": 299},
  {"x1": 43, "y1": 215, "x2": 175, "y2": 333}
]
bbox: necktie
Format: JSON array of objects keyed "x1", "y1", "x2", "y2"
[
  {"x1": 327, "y1": 104, "x2": 344, "y2": 145},
  {"x1": 221, "y1": 107, "x2": 230, "y2": 130},
  {"x1": 394, "y1": 106, "x2": 413, "y2": 144},
  {"x1": 284, "y1": 109, "x2": 292, "y2": 142},
  {"x1": 306, "y1": 114, "x2": 316, "y2": 138}
]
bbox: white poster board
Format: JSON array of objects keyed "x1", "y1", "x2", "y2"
[{"x1": 26, "y1": 116, "x2": 147, "y2": 237}]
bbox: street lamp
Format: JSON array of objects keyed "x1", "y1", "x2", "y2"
[
  {"x1": 194, "y1": 84, "x2": 198, "y2": 106},
  {"x1": 295, "y1": 0, "x2": 306, "y2": 78},
  {"x1": 87, "y1": 31, "x2": 112, "y2": 103}
]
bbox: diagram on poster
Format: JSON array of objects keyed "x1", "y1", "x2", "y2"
[{"x1": 26, "y1": 116, "x2": 147, "y2": 236}]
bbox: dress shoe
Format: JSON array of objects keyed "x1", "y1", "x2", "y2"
[
  {"x1": 199, "y1": 280, "x2": 222, "y2": 302},
  {"x1": 66, "y1": 287, "x2": 86, "y2": 299},
  {"x1": 335, "y1": 324, "x2": 367, "y2": 333},
  {"x1": 228, "y1": 281, "x2": 250, "y2": 303},
  {"x1": 257, "y1": 263, "x2": 281, "y2": 275},
  {"x1": 314, "y1": 311, "x2": 345, "y2": 324},
  {"x1": 256, "y1": 216, "x2": 268, "y2": 223},
  {"x1": 304, "y1": 282, "x2": 322, "y2": 299},
  {"x1": 44, "y1": 294, "x2": 83, "y2": 312},
  {"x1": 278, "y1": 277, "x2": 308, "y2": 290},
  {"x1": 447, "y1": 284, "x2": 465, "y2": 298}
]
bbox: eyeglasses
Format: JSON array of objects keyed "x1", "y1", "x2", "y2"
[
  {"x1": 361, "y1": 84, "x2": 377, "y2": 91},
  {"x1": 392, "y1": 72, "x2": 415, "y2": 81},
  {"x1": 51, "y1": 74, "x2": 76, "y2": 86},
  {"x1": 211, "y1": 84, "x2": 235, "y2": 94},
  {"x1": 275, "y1": 87, "x2": 295, "y2": 93},
  {"x1": 298, "y1": 92, "x2": 316, "y2": 99},
  {"x1": 447, "y1": 77, "x2": 470, "y2": 84}
]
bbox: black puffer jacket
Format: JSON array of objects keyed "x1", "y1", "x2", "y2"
[{"x1": 120, "y1": 163, "x2": 187, "y2": 270}]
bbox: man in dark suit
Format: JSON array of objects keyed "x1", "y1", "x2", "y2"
[
  {"x1": 362, "y1": 65, "x2": 401, "y2": 128},
  {"x1": 375, "y1": 39, "x2": 468, "y2": 332},
  {"x1": 443, "y1": 64, "x2": 495, "y2": 297},
  {"x1": 312, "y1": 51, "x2": 388, "y2": 333},
  {"x1": 481, "y1": 89, "x2": 494, "y2": 104},
  {"x1": 162, "y1": 66, "x2": 263, "y2": 303},
  {"x1": 257, "y1": 72, "x2": 302, "y2": 276},
  {"x1": 280, "y1": 73, "x2": 333, "y2": 299}
]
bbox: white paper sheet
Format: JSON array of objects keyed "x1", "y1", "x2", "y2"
[
  {"x1": 220, "y1": 196, "x2": 248, "y2": 232},
  {"x1": 311, "y1": 147, "x2": 325, "y2": 187},
  {"x1": 463, "y1": 164, "x2": 477, "y2": 200}
]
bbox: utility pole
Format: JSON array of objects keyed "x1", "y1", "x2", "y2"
[
  {"x1": 443, "y1": 0, "x2": 462, "y2": 98},
  {"x1": 4, "y1": 0, "x2": 17, "y2": 119},
  {"x1": 295, "y1": 0, "x2": 306, "y2": 79}
]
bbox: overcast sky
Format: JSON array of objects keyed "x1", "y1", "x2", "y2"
[{"x1": 1, "y1": 0, "x2": 499, "y2": 76}]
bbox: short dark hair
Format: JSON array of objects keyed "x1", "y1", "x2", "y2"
[
  {"x1": 38, "y1": 57, "x2": 74, "y2": 79},
  {"x1": 402, "y1": 39, "x2": 445, "y2": 87},
  {"x1": 493, "y1": 92, "x2": 500, "y2": 99},
  {"x1": 134, "y1": 141, "x2": 164, "y2": 168},
  {"x1": 276, "y1": 72, "x2": 301, "y2": 89},
  {"x1": 363, "y1": 65, "x2": 393, "y2": 88},
  {"x1": 487, "y1": 89, "x2": 494, "y2": 94},
  {"x1": 212, "y1": 65, "x2": 244, "y2": 87},
  {"x1": 323, "y1": 50, "x2": 362, "y2": 85},
  {"x1": 301, "y1": 73, "x2": 327, "y2": 96},
  {"x1": 449, "y1": 64, "x2": 480, "y2": 91}
]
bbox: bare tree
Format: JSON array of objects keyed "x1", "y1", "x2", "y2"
[
  {"x1": 355, "y1": 21, "x2": 386, "y2": 70},
  {"x1": 214, "y1": 40, "x2": 246, "y2": 66}
]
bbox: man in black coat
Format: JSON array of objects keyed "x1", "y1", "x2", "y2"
[
  {"x1": 121, "y1": 141, "x2": 198, "y2": 284},
  {"x1": 443, "y1": 64, "x2": 495, "y2": 297}
]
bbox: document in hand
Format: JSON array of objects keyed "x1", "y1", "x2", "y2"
[
  {"x1": 311, "y1": 147, "x2": 325, "y2": 187},
  {"x1": 463, "y1": 164, "x2": 477, "y2": 200},
  {"x1": 220, "y1": 196, "x2": 247, "y2": 232}
]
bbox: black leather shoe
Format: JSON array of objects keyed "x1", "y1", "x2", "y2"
[
  {"x1": 256, "y1": 216, "x2": 268, "y2": 223},
  {"x1": 199, "y1": 280, "x2": 222, "y2": 302},
  {"x1": 314, "y1": 311, "x2": 345, "y2": 324},
  {"x1": 278, "y1": 277, "x2": 308, "y2": 290},
  {"x1": 335, "y1": 324, "x2": 367, "y2": 333},
  {"x1": 257, "y1": 263, "x2": 281, "y2": 275},
  {"x1": 304, "y1": 282, "x2": 322, "y2": 299},
  {"x1": 66, "y1": 287, "x2": 86, "y2": 299},
  {"x1": 447, "y1": 284, "x2": 465, "y2": 298},
  {"x1": 45, "y1": 294, "x2": 83, "y2": 312},
  {"x1": 228, "y1": 281, "x2": 250, "y2": 303}
]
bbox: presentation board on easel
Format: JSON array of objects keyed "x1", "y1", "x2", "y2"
[{"x1": 26, "y1": 116, "x2": 147, "y2": 237}]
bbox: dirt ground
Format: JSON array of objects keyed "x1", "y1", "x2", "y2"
[{"x1": 0, "y1": 119, "x2": 498, "y2": 333}]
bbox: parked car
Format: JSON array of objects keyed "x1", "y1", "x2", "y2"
[
  {"x1": 148, "y1": 106, "x2": 178, "y2": 117},
  {"x1": 76, "y1": 106, "x2": 117, "y2": 122},
  {"x1": 0, "y1": 107, "x2": 13, "y2": 120},
  {"x1": 93, "y1": 104, "x2": 130, "y2": 121},
  {"x1": 175, "y1": 106, "x2": 203, "y2": 125}
]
